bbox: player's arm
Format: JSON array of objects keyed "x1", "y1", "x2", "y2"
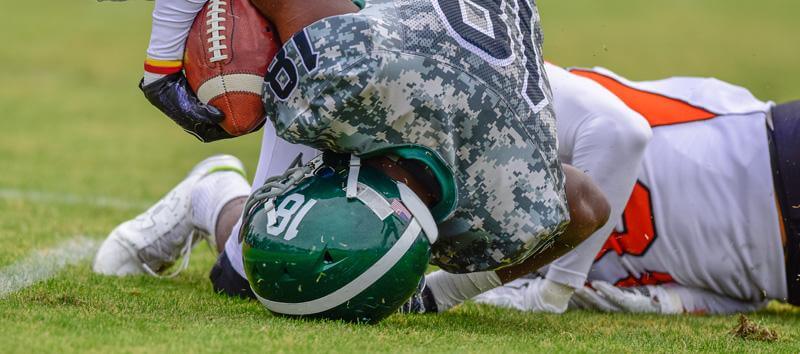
[
  {"x1": 410, "y1": 164, "x2": 611, "y2": 314},
  {"x1": 370, "y1": 161, "x2": 610, "y2": 257},
  {"x1": 572, "y1": 281, "x2": 766, "y2": 315},
  {"x1": 249, "y1": 0, "x2": 360, "y2": 43},
  {"x1": 140, "y1": 0, "x2": 233, "y2": 142},
  {"x1": 525, "y1": 63, "x2": 652, "y2": 312},
  {"x1": 496, "y1": 164, "x2": 611, "y2": 282}
]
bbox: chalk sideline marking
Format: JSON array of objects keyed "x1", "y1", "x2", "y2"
[
  {"x1": 0, "y1": 236, "x2": 99, "y2": 298},
  {"x1": 0, "y1": 188, "x2": 150, "y2": 211}
]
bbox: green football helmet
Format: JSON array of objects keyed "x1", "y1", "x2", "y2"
[{"x1": 240, "y1": 153, "x2": 438, "y2": 323}]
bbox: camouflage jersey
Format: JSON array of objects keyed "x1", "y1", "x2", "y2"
[{"x1": 262, "y1": 0, "x2": 568, "y2": 273}]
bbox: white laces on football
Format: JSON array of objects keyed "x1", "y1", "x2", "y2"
[{"x1": 205, "y1": 0, "x2": 228, "y2": 62}]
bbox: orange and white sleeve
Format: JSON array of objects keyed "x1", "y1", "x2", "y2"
[{"x1": 143, "y1": 0, "x2": 207, "y2": 84}]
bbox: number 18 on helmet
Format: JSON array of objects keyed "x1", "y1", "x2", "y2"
[{"x1": 240, "y1": 154, "x2": 438, "y2": 323}]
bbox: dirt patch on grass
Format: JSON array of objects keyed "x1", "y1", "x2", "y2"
[{"x1": 730, "y1": 314, "x2": 778, "y2": 342}]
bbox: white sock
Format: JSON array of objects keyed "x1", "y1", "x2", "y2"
[
  {"x1": 426, "y1": 270, "x2": 502, "y2": 312},
  {"x1": 191, "y1": 171, "x2": 250, "y2": 237}
]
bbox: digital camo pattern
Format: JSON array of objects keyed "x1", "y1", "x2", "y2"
[{"x1": 262, "y1": 0, "x2": 568, "y2": 273}]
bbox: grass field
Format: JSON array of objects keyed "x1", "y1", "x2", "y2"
[{"x1": 1, "y1": 0, "x2": 799, "y2": 352}]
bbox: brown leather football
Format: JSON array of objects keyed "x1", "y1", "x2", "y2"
[{"x1": 184, "y1": 0, "x2": 278, "y2": 136}]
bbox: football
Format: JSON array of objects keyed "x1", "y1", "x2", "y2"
[{"x1": 184, "y1": 0, "x2": 279, "y2": 136}]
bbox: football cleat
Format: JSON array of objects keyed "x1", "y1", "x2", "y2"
[
  {"x1": 399, "y1": 277, "x2": 439, "y2": 314},
  {"x1": 241, "y1": 153, "x2": 438, "y2": 323},
  {"x1": 93, "y1": 155, "x2": 245, "y2": 277}
]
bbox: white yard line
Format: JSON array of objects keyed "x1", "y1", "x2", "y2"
[
  {"x1": 0, "y1": 188, "x2": 150, "y2": 211},
  {"x1": 0, "y1": 189, "x2": 146, "y2": 297},
  {"x1": 0, "y1": 236, "x2": 99, "y2": 298}
]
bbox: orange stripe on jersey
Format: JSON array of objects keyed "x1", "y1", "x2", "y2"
[{"x1": 569, "y1": 69, "x2": 716, "y2": 127}]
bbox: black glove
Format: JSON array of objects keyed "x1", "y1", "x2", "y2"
[{"x1": 139, "y1": 73, "x2": 233, "y2": 142}]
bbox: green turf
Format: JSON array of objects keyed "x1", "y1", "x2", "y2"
[{"x1": 1, "y1": 0, "x2": 798, "y2": 352}]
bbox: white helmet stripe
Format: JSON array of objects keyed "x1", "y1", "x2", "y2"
[
  {"x1": 253, "y1": 219, "x2": 423, "y2": 315},
  {"x1": 356, "y1": 183, "x2": 394, "y2": 220}
]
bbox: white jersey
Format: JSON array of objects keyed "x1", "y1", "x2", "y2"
[
  {"x1": 543, "y1": 63, "x2": 652, "y2": 289},
  {"x1": 567, "y1": 67, "x2": 785, "y2": 305}
]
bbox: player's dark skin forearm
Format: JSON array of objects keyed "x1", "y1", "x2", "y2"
[
  {"x1": 495, "y1": 164, "x2": 610, "y2": 283},
  {"x1": 249, "y1": 0, "x2": 359, "y2": 43}
]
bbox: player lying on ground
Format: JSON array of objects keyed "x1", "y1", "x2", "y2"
[
  {"x1": 440, "y1": 65, "x2": 800, "y2": 315},
  {"x1": 94, "y1": 0, "x2": 611, "y2": 319},
  {"x1": 400, "y1": 62, "x2": 653, "y2": 314}
]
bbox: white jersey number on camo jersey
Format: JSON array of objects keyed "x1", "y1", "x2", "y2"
[
  {"x1": 265, "y1": 30, "x2": 318, "y2": 101},
  {"x1": 433, "y1": 0, "x2": 546, "y2": 109}
]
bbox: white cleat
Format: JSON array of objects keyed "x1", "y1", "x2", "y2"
[{"x1": 93, "y1": 155, "x2": 245, "y2": 277}]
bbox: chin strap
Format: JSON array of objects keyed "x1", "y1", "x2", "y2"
[{"x1": 346, "y1": 155, "x2": 361, "y2": 199}]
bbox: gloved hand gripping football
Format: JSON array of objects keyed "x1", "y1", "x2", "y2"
[{"x1": 140, "y1": 74, "x2": 233, "y2": 142}]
